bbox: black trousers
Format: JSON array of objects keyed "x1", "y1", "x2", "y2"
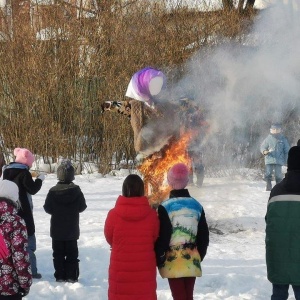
[{"x1": 52, "y1": 239, "x2": 79, "y2": 281}]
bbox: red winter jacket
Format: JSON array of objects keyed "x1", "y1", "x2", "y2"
[
  {"x1": 0, "y1": 199, "x2": 32, "y2": 296},
  {"x1": 104, "y1": 195, "x2": 159, "y2": 300}
]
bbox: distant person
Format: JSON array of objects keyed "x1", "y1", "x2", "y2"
[
  {"x1": 188, "y1": 150, "x2": 205, "y2": 187},
  {"x1": 0, "y1": 152, "x2": 6, "y2": 178},
  {"x1": 260, "y1": 123, "x2": 290, "y2": 191},
  {"x1": 192, "y1": 155, "x2": 205, "y2": 187},
  {"x1": 265, "y1": 145, "x2": 300, "y2": 300},
  {"x1": 155, "y1": 163, "x2": 209, "y2": 300},
  {"x1": 297, "y1": 139, "x2": 300, "y2": 146},
  {"x1": 43, "y1": 160, "x2": 87, "y2": 283},
  {"x1": 0, "y1": 180, "x2": 32, "y2": 299},
  {"x1": 104, "y1": 174, "x2": 159, "y2": 300},
  {"x1": 2, "y1": 147, "x2": 45, "y2": 279}
]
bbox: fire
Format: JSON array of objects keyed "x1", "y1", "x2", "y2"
[{"x1": 138, "y1": 131, "x2": 193, "y2": 206}]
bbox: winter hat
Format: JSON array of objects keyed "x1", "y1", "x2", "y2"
[
  {"x1": 287, "y1": 146, "x2": 300, "y2": 171},
  {"x1": 0, "y1": 180, "x2": 19, "y2": 206},
  {"x1": 57, "y1": 160, "x2": 75, "y2": 182},
  {"x1": 270, "y1": 123, "x2": 282, "y2": 130},
  {"x1": 14, "y1": 148, "x2": 35, "y2": 168},
  {"x1": 270, "y1": 123, "x2": 282, "y2": 134},
  {"x1": 167, "y1": 163, "x2": 190, "y2": 190}
]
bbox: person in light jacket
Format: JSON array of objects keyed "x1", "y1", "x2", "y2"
[{"x1": 260, "y1": 123, "x2": 290, "y2": 191}]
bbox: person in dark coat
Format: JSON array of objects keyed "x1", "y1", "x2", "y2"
[
  {"x1": 265, "y1": 145, "x2": 300, "y2": 300},
  {"x1": 43, "y1": 159, "x2": 87, "y2": 283},
  {"x1": 155, "y1": 163, "x2": 209, "y2": 300},
  {"x1": 0, "y1": 180, "x2": 32, "y2": 299},
  {"x1": 2, "y1": 147, "x2": 45, "y2": 279},
  {"x1": 104, "y1": 174, "x2": 159, "y2": 300}
]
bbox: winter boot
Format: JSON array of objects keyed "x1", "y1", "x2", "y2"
[{"x1": 266, "y1": 181, "x2": 272, "y2": 191}]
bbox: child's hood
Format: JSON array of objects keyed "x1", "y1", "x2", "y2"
[{"x1": 114, "y1": 195, "x2": 153, "y2": 221}]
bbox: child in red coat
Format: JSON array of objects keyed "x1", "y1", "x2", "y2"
[{"x1": 104, "y1": 174, "x2": 159, "y2": 300}]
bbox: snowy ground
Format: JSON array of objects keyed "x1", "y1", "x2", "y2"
[{"x1": 24, "y1": 170, "x2": 297, "y2": 300}]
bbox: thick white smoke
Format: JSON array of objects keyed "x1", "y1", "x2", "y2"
[{"x1": 172, "y1": 0, "x2": 300, "y2": 162}]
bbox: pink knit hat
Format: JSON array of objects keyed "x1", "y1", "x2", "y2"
[
  {"x1": 14, "y1": 148, "x2": 35, "y2": 168},
  {"x1": 167, "y1": 163, "x2": 189, "y2": 190}
]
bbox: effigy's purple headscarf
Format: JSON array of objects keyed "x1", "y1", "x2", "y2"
[{"x1": 125, "y1": 67, "x2": 166, "y2": 105}]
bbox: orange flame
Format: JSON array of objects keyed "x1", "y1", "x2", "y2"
[{"x1": 138, "y1": 131, "x2": 193, "y2": 206}]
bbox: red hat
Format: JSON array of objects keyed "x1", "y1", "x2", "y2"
[
  {"x1": 167, "y1": 163, "x2": 189, "y2": 190},
  {"x1": 14, "y1": 148, "x2": 35, "y2": 168}
]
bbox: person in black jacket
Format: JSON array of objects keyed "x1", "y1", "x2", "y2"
[
  {"x1": 2, "y1": 147, "x2": 45, "y2": 279},
  {"x1": 43, "y1": 159, "x2": 87, "y2": 283}
]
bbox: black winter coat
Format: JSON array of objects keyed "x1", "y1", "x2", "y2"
[
  {"x1": 43, "y1": 182, "x2": 87, "y2": 241},
  {"x1": 270, "y1": 170, "x2": 300, "y2": 197},
  {"x1": 3, "y1": 163, "x2": 43, "y2": 236}
]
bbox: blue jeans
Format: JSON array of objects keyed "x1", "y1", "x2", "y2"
[
  {"x1": 265, "y1": 164, "x2": 283, "y2": 183},
  {"x1": 27, "y1": 234, "x2": 38, "y2": 275},
  {"x1": 272, "y1": 284, "x2": 300, "y2": 300}
]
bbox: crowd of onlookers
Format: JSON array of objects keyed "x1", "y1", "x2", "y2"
[{"x1": 1, "y1": 126, "x2": 300, "y2": 300}]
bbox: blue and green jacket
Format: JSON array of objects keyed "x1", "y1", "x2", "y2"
[
  {"x1": 260, "y1": 133, "x2": 290, "y2": 166},
  {"x1": 155, "y1": 189, "x2": 209, "y2": 278},
  {"x1": 265, "y1": 170, "x2": 300, "y2": 284}
]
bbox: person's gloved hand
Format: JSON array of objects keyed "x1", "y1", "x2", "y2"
[
  {"x1": 0, "y1": 234, "x2": 8, "y2": 259},
  {"x1": 37, "y1": 173, "x2": 46, "y2": 182},
  {"x1": 263, "y1": 150, "x2": 269, "y2": 156},
  {"x1": 19, "y1": 288, "x2": 29, "y2": 297}
]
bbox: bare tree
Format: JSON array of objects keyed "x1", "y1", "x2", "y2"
[{"x1": 0, "y1": 0, "x2": 273, "y2": 174}]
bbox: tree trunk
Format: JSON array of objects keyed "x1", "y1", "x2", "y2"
[
  {"x1": 222, "y1": 0, "x2": 234, "y2": 10},
  {"x1": 245, "y1": 0, "x2": 256, "y2": 9}
]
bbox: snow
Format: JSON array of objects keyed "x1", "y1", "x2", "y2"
[{"x1": 23, "y1": 169, "x2": 297, "y2": 300}]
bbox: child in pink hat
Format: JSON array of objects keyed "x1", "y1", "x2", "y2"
[
  {"x1": 155, "y1": 163, "x2": 209, "y2": 300},
  {"x1": 2, "y1": 147, "x2": 45, "y2": 279}
]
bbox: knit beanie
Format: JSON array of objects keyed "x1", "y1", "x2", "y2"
[
  {"x1": 57, "y1": 160, "x2": 75, "y2": 182},
  {"x1": 287, "y1": 146, "x2": 300, "y2": 171},
  {"x1": 0, "y1": 180, "x2": 19, "y2": 206},
  {"x1": 14, "y1": 148, "x2": 35, "y2": 168},
  {"x1": 167, "y1": 163, "x2": 189, "y2": 190},
  {"x1": 270, "y1": 123, "x2": 282, "y2": 130}
]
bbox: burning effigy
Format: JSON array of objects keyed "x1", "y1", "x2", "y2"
[{"x1": 101, "y1": 67, "x2": 207, "y2": 205}]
